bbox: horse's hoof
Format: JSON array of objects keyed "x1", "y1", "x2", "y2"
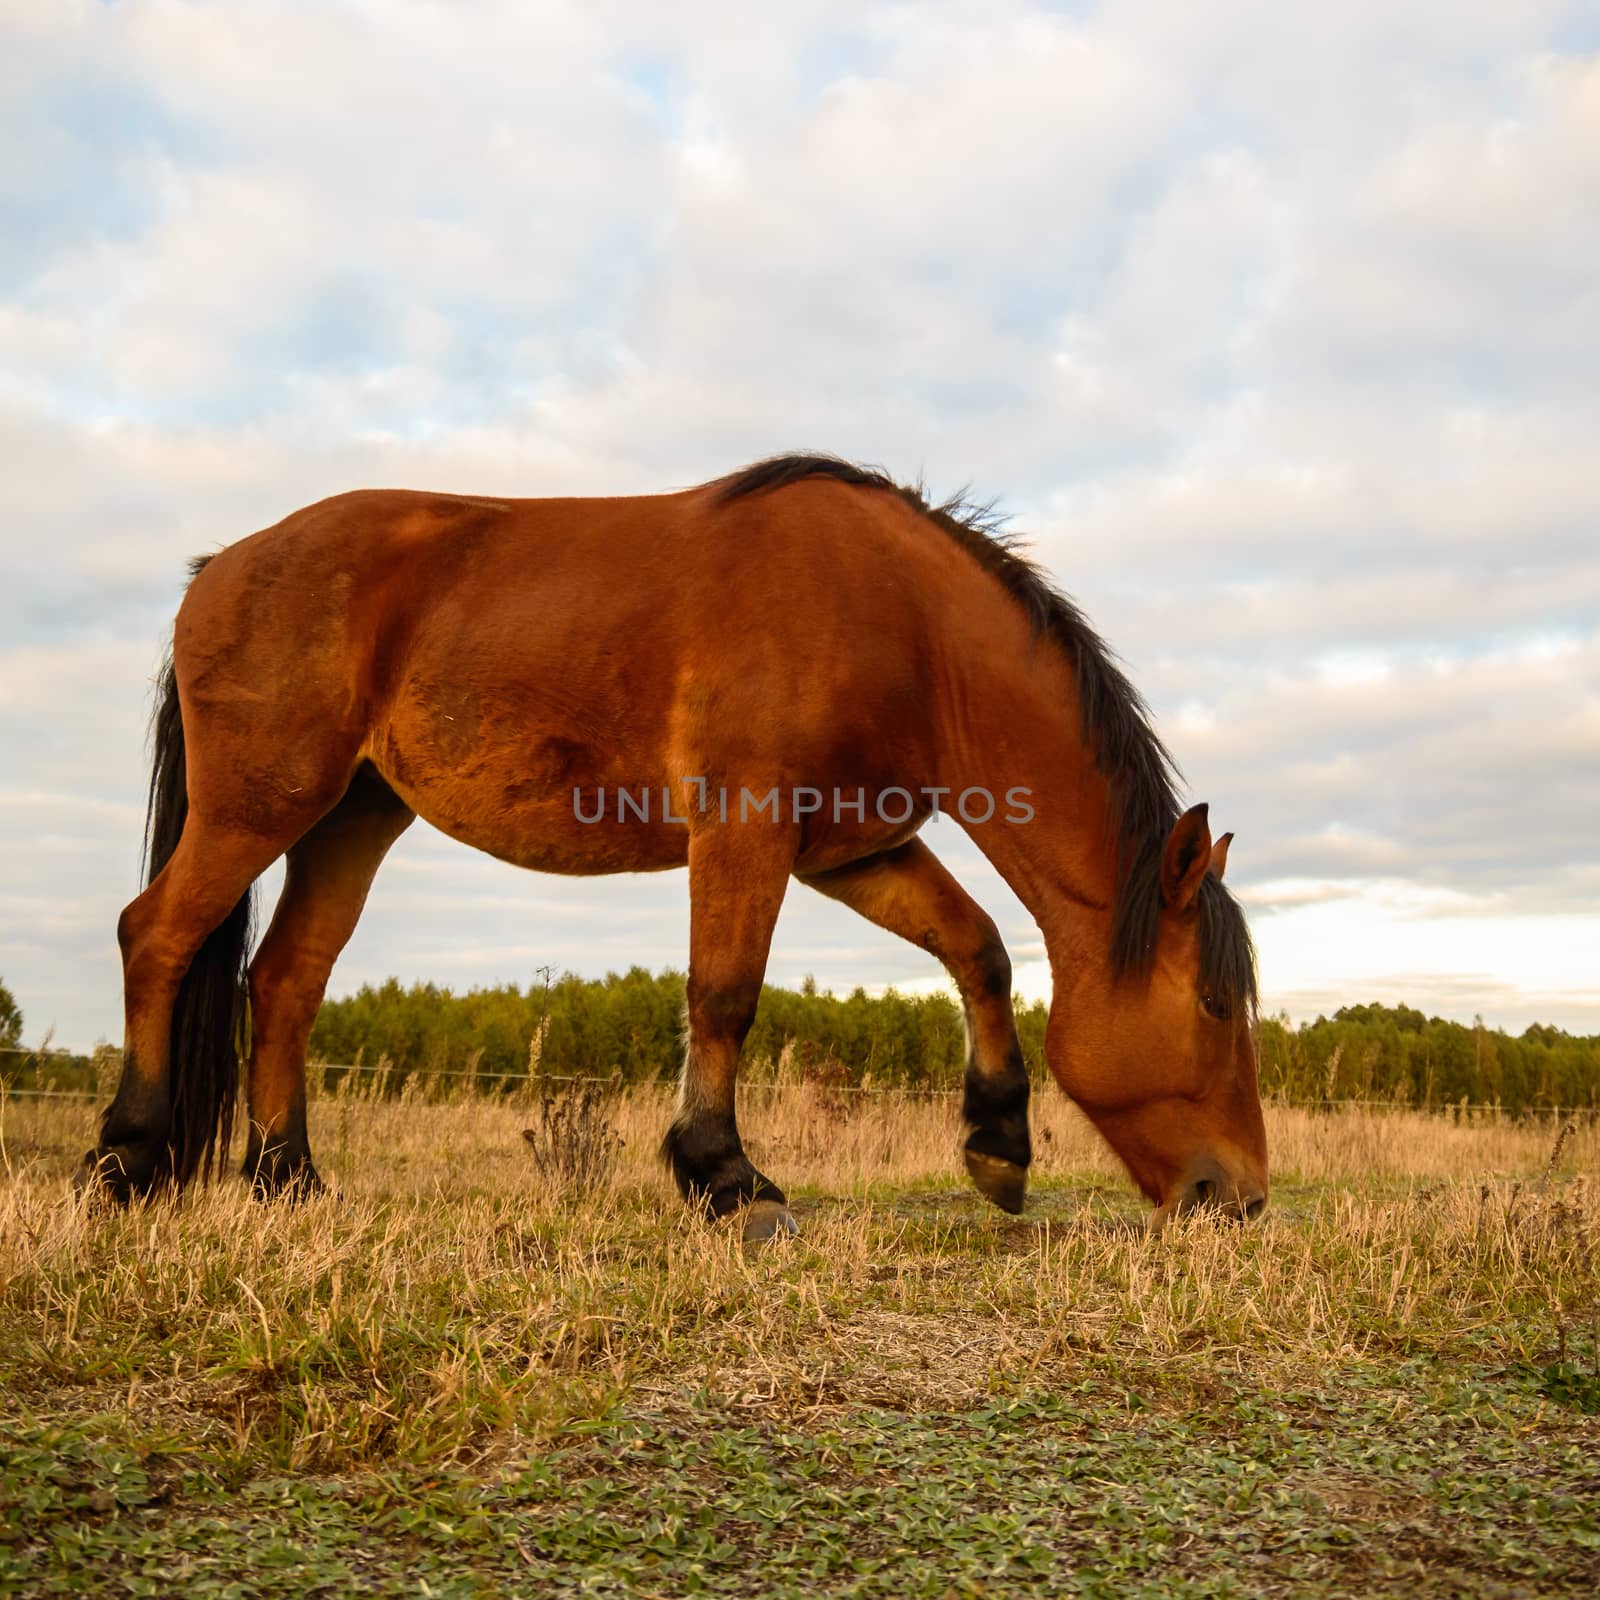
[
  {"x1": 72, "y1": 1151, "x2": 106, "y2": 1197},
  {"x1": 741, "y1": 1199, "x2": 800, "y2": 1247},
  {"x1": 964, "y1": 1149, "x2": 1027, "y2": 1214},
  {"x1": 250, "y1": 1171, "x2": 327, "y2": 1204},
  {"x1": 245, "y1": 1143, "x2": 326, "y2": 1204},
  {"x1": 73, "y1": 1147, "x2": 144, "y2": 1205}
]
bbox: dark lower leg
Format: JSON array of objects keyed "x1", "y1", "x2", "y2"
[
  {"x1": 84, "y1": 832, "x2": 276, "y2": 1199},
  {"x1": 89, "y1": 1047, "x2": 177, "y2": 1198},
  {"x1": 242, "y1": 1082, "x2": 318, "y2": 1197},
  {"x1": 662, "y1": 1076, "x2": 785, "y2": 1215},
  {"x1": 957, "y1": 938, "x2": 1031, "y2": 1176}
]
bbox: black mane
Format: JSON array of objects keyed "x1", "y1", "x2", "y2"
[{"x1": 714, "y1": 453, "x2": 1257, "y2": 1016}]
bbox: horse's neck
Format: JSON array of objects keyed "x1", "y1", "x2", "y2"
[{"x1": 944, "y1": 648, "x2": 1119, "y2": 971}]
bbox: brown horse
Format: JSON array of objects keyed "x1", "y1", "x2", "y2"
[{"x1": 81, "y1": 454, "x2": 1267, "y2": 1236}]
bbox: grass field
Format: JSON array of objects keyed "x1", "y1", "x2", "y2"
[{"x1": 2, "y1": 1082, "x2": 1597, "y2": 1597}]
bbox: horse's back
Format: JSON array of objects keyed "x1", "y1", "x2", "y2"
[{"x1": 181, "y1": 477, "x2": 944, "y2": 707}]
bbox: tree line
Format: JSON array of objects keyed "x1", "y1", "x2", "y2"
[
  {"x1": 3, "y1": 970, "x2": 1595, "y2": 1113},
  {"x1": 304, "y1": 971, "x2": 1596, "y2": 1113}
]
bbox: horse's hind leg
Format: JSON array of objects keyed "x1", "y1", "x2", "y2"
[
  {"x1": 92, "y1": 823, "x2": 293, "y2": 1197},
  {"x1": 801, "y1": 838, "x2": 1031, "y2": 1213},
  {"x1": 244, "y1": 766, "x2": 414, "y2": 1197},
  {"x1": 663, "y1": 824, "x2": 799, "y2": 1242}
]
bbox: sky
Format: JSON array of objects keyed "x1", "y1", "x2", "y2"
[{"x1": 2, "y1": 0, "x2": 1597, "y2": 1051}]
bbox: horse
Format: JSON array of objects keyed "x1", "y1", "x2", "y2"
[{"x1": 79, "y1": 454, "x2": 1268, "y2": 1238}]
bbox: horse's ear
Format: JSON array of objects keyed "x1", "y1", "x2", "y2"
[
  {"x1": 1160, "y1": 803, "x2": 1212, "y2": 912},
  {"x1": 1209, "y1": 832, "x2": 1233, "y2": 882}
]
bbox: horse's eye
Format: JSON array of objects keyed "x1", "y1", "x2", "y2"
[{"x1": 1200, "y1": 992, "x2": 1231, "y2": 1022}]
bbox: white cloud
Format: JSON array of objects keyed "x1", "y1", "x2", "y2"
[
  {"x1": 0, "y1": 1, "x2": 1595, "y2": 1047},
  {"x1": 1253, "y1": 877, "x2": 1600, "y2": 1033}
]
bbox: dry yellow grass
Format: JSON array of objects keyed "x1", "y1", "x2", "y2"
[
  {"x1": 4, "y1": 1089, "x2": 1595, "y2": 1410},
  {"x1": 2, "y1": 1086, "x2": 1596, "y2": 1597}
]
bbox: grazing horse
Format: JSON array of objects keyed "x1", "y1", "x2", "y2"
[{"x1": 81, "y1": 454, "x2": 1268, "y2": 1236}]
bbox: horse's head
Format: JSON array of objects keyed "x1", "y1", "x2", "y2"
[{"x1": 1049, "y1": 804, "x2": 1269, "y2": 1225}]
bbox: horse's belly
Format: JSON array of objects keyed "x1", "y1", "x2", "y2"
[
  {"x1": 368, "y1": 701, "x2": 690, "y2": 875},
  {"x1": 365, "y1": 633, "x2": 940, "y2": 878}
]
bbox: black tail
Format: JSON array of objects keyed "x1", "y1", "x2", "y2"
[{"x1": 141, "y1": 650, "x2": 254, "y2": 1187}]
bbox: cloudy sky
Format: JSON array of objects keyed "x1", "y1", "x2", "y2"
[{"x1": 3, "y1": 0, "x2": 1597, "y2": 1050}]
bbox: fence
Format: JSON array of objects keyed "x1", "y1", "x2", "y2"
[{"x1": 1, "y1": 1045, "x2": 1593, "y2": 1120}]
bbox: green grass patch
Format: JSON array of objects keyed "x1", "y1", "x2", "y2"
[{"x1": 4, "y1": 1371, "x2": 1597, "y2": 1599}]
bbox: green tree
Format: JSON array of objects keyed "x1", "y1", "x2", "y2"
[
  {"x1": 0, "y1": 978, "x2": 21, "y2": 1051},
  {"x1": 307, "y1": 977, "x2": 1600, "y2": 1111}
]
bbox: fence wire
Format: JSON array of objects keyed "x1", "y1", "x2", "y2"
[{"x1": 0, "y1": 1046, "x2": 1592, "y2": 1118}]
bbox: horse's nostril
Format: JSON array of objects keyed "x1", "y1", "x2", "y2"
[
  {"x1": 1244, "y1": 1194, "x2": 1267, "y2": 1222},
  {"x1": 1193, "y1": 1178, "x2": 1217, "y2": 1207}
]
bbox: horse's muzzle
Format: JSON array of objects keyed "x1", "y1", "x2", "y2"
[{"x1": 1155, "y1": 1158, "x2": 1268, "y2": 1228}]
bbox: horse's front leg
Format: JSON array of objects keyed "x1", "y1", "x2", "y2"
[
  {"x1": 802, "y1": 837, "x2": 1031, "y2": 1213},
  {"x1": 662, "y1": 820, "x2": 799, "y2": 1243}
]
